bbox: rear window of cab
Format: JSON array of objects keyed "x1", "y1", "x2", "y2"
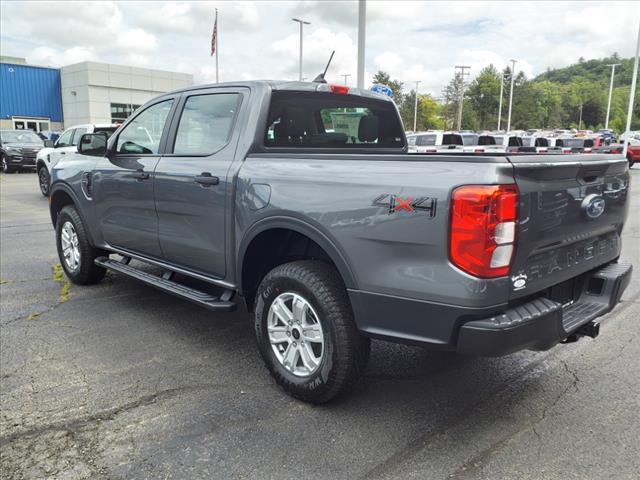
[{"x1": 265, "y1": 91, "x2": 405, "y2": 150}]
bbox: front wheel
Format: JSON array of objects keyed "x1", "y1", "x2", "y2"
[
  {"x1": 254, "y1": 260, "x2": 370, "y2": 404},
  {"x1": 1, "y1": 155, "x2": 14, "y2": 173},
  {"x1": 38, "y1": 167, "x2": 50, "y2": 196},
  {"x1": 55, "y1": 205, "x2": 107, "y2": 285}
]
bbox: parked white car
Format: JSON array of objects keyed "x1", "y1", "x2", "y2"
[{"x1": 36, "y1": 124, "x2": 119, "y2": 196}]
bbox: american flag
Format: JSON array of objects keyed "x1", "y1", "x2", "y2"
[{"x1": 210, "y1": 10, "x2": 218, "y2": 56}]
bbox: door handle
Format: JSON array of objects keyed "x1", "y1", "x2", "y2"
[
  {"x1": 194, "y1": 172, "x2": 219, "y2": 186},
  {"x1": 128, "y1": 171, "x2": 150, "y2": 181},
  {"x1": 60, "y1": 151, "x2": 66, "y2": 155}
]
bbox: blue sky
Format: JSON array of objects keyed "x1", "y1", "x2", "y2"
[{"x1": 1, "y1": 1, "x2": 638, "y2": 96}]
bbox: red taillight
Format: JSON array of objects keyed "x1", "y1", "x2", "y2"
[
  {"x1": 449, "y1": 184, "x2": 518, "y2": 278},
  {"x1": 329, "y1": 84, "x2": 350, "y2": 95}
]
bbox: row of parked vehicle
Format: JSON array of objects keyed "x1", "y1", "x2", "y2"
[
  {"x1": 1, "y1": 123, "x2": 637, "y2": 191},
  {"x1": 406, "y1": 129, "x2": 639, "y2": 166},
  {"x1": 0, "y1": 124, "x2": 119, "y2": 195}
]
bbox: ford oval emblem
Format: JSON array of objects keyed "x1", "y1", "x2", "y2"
[{"x1": 582, "y1": 194, "x2": 605, "y2": 219}]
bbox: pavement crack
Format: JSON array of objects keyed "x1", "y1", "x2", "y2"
[
  {"x1": 0, "y1": 387, "x2": 188, "y2": 444},
  {"x1": 1, "y1": 264, "x2": 72, "y2": 326}
]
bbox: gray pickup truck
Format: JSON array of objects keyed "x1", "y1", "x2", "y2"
[{"x1": 49, "y1": 81, "x2": 632, "y2": 403}]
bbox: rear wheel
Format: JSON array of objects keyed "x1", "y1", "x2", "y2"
[
  {"x1": 55, "y1": 205, "x2": 107, "y2": 284},
  {"x1": 38, "y1": 167, "x2": 50, "y2": 196},
  {"x1": 254, "y1": 260, "x2": 370, "y2": 404}
]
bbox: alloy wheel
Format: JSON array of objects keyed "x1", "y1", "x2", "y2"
[
  {"x1": 60, "y1": 221, "x2": 81, "y2": 271},
  {"x1": 267, "y1": 292, "x2": 325, "y2": 377}
]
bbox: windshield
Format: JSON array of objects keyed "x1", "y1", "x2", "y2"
[
  {"x1": 442, "y1": 134, "x2": 463, "y2": 145},
  {"x1": 416, "y1": 134, "x2": 436, "y2": 146},
  {"x1": 0, "y1": 130, "x2": 43, "y2": 144},
  {"x1": 94, "y1": 127, "x2": 118, "y2": 139},
  {"x1": 461, "y1": 134, "x2": 478, "y2": 146}
]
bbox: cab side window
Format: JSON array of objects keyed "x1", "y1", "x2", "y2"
[
  {"x1": 71, "y1": 128, "x2": 88, "y2": 146},
  {"x1": 116, "y1": 100, "x2": 174, "y2": 154},
  {"x1": 56, "y1": 129, "x2": 74, "y2": 148},
  {"x1": 173, "y1": 93, "x2": 240, "y2": 155}
]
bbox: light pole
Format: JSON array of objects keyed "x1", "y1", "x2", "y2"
[
  {"x1": 292, "y1": 18, "x2": 310, "y2": 81},
  {"x1": 605, "y1": 63, "x2": 620, "y2": 129},
  {"x1": 341, "y1": 73, "x2": 351, "y2": 85},
  {"x1": 357, "y1": 0, "x2": 366, "y2": 88},
  {"x1": 497, "y1": 71, "x2": 504, "y2": 130},
  {"x1": 506, "y1": 59, "x2": 517, "y2": 132},
  {"x1": 413, "y1": 80, "x2": 421, "y2": 133},
  {"x1": 623, "y1": 21, "x2": 640, "y2": 159}
]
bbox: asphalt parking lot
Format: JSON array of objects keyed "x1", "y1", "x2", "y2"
[{"x1": 1, "y1": 170, "x2": 639, "y2": 480}]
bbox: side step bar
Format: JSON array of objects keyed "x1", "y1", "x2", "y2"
[{"x1": 95, "y1": 257, "x2": 237, "y2": 312}]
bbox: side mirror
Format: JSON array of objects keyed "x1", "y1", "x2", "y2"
[
  {"x1": 77, "y1": 133, "x2": 107, "y2": 157},
  {"x1": 44, "y1": 140, "x2": 55, "y2": 148}
]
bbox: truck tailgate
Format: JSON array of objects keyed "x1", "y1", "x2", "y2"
[{"x1": 507, "y1": 154, "x2": 629, "y2": 301}]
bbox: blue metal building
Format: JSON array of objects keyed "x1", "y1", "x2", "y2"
[{"x1": 0, "y1": 62, "x2": 63, "y2": 131}]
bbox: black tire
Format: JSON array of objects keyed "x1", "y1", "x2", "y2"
[
  {"x1": 38, "y1": 167, "x2": 50, "y2": 196},
  {"x1": 254, "y1": 260, "x2": 370, "y2": 404},
  {"x1": 55, "y1": 205, "x2": 107, "y2": 285},
  {"x1": 1, "y1": 155, "x2": 14, "y2": 173}
]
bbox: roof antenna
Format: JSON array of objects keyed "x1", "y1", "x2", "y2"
[{"x1": 312, "y1": 50, "x2": 335, "y2": 83}]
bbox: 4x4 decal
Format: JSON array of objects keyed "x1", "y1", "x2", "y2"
[{"x1": 372, "y1": 194, "x2": 437, "y2": 217}]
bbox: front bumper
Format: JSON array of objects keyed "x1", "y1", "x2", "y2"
[
  {"x1": 6, "y1": 153, "x2": 37, "y2": 169},
  {"x1": 457, "y1": 262, "x2": 632, "y2": 356}
]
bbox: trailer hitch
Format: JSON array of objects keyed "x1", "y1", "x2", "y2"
[{"x1": 562, "y1": 320, "x2": 601, "y2": 344}]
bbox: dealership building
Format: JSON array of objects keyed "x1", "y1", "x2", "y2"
[{"x1": 0, "y1": 57, "x2": 193, "y2": 133}]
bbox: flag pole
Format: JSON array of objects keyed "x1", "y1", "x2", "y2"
[{"x1": 215, "y1": 8, "x2": 219, "y2": 83}]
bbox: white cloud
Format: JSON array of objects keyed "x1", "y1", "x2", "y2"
[{"x1": 29, "y1": 46, "x2": 96, "y2": 67}]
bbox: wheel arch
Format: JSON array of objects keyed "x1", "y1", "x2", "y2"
[
  {"x1": 49, "y1": 184, "x2": 97, "y2": 246},
  {"x1": 238, "y1": 217, "x2": 358, "y2": 308}
]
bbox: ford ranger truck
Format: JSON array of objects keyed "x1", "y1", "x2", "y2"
[{"x1": 48, "y1": 81, "x2": 632, "y2": 403}]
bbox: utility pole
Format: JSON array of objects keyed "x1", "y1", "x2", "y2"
[
  {"x1": 578, "y1": 103, "x2": 583, "y2": 130},
  {"x1": 413, "y1": 80, "x2": 421, "y2": 133},
  {"x1": 605, "y1": 63, "x2": 621, "y2": 129},
  {"x1": 340, "y1": 73, "x2": 351, "y2": 85},
  {"x1": 623, "y1": 21, "x2": 640, "y2": 159},
  {"x1": 357, "y1": 0, "x2": 366, "y2": 88},
  {"x1": 497, "y1": 71, "x2": 504, "y2": 130},
  {"x1": 454, "y1": 65, "x2": 470, "y2": 131},
  {"x1": 292, "y1": 18, "x2": 310, "y2": 81},
  {"x1": 506, "y1": 59, "x2": 517, "y2": 132}
]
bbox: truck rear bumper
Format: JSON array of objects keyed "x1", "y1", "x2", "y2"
[
  {"x1": 349, "y1": 262, "x2": 632, "y2": 356},
  {"x1": 456, "y1": 262, "x2": 632, "y2": 356}
]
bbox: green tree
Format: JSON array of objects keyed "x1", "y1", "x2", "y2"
[
  {"x1": 465, "y1": 65, "x2": 501, "y2": 130},
  {"x1": 399, "y1": 91, "x2": 444, "y2": 131},
  {"x1": 372, "y1": 71, "x2": 404, "y2": 103}
]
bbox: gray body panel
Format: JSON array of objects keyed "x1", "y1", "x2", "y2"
[
  {"x1": 49, "y1": 80, "x2": 631, "y2": 351},
  {"x1": 236, "y1": 154, "x2": 515, "y2": 307}
]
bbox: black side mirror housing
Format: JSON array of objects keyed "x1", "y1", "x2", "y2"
[
  {"x1": 44, "y1": 140, "x2": 55, "y2": 148},
  {"x1": 77, "y1": 133, "x2": 107, "y2": 157}
]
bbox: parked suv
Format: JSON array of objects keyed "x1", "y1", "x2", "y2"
[
  {"x1": 49, "y1": 81, "x2": 632, "y2": 403},
  {"x1": 36, "y1": 124, "x2": 118, "y2": 196},
  {"x1": 0, "y1": 129, "x2": 44, "y2": 173}
]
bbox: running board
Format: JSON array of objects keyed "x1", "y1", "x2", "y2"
[{"x1": 95, "y1": 257, "x2": 237, "y2": 312}]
